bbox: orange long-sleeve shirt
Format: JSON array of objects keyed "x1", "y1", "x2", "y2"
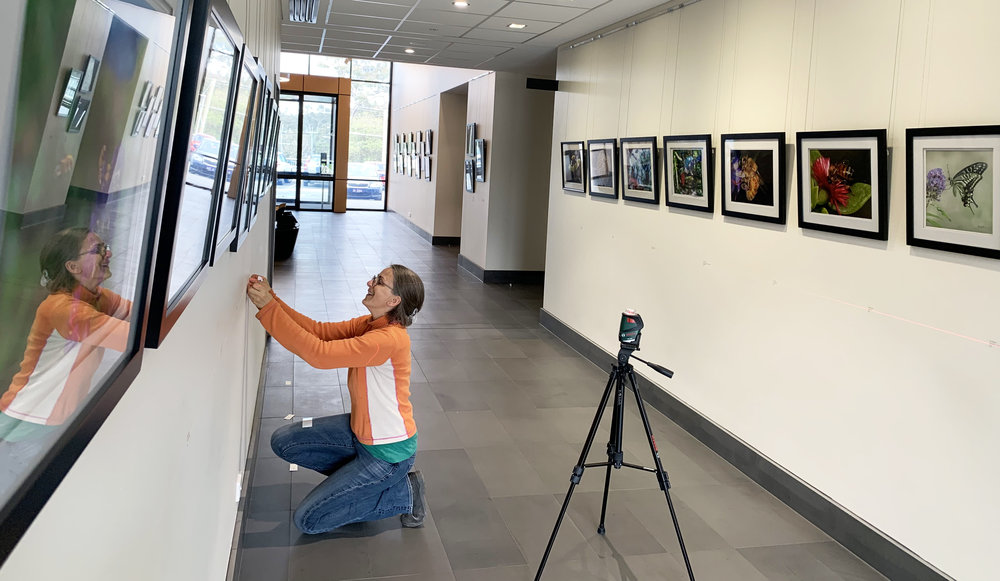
[
  {"x1": 2, "y1": 286, "x2": 131, "y2": 425},
  {"x1": 255, "y1": 294, "x2": 416, "y2": 445}
]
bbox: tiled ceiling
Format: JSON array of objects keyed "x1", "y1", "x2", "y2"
[{"x1": 281, "y1": 0, "x2": 675, "y2": 75}]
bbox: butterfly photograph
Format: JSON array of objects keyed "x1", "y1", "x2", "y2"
[
  {"x1": 907, "y1": 126, "x2": 1000, "y2": 259},
  {"x1": 721, "y1": 132, "x2": 786, "y2": 224},
  {"x1": 796, "y1": 129, "x2": 888, "y2": 240}
]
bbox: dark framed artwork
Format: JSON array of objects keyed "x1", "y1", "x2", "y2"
[
  {"x1": 465, "y1": 123, "x2": 476, "y2": 156},
  {"x1": 587, "y1": 138, "x2": 618, "y2": 199},
  {"x1": 56, "y1": 68, "x2": 83, "y2": 117},
  {"x1": 233, "y1": 56, "x2": 266, "y2": 249},
  {"x1": 67, "y1": 97, "x2": 91, "y2": 133},
  {"x1": 561, "y1": 141, "x2": 586, "y2": 193},
  {"x1": 797, "y1": 129, "x2": 888, "y2": 239},
  {"x1": 423, "y1": 155, "x2": 431, "y2": 181},
  {"x1": 424, "y1": 129, "x2": 433, "y2": 155},
  {"x1": 906, "y1": 125, "x2": 999, "y2": 259},
  {"x1": 0, "y1": 0, "x2": 190, "y2": 560},
  {"x1": 80, "y1": 55, "x2": 101, "y2": 93},
  {"x1": 146, "y1": 0, "x2": 243, "y2": 347},
  {"x1": 620, "y1": 136, "x2": 659, "y2": 204},
  {"x1": 465, "y1": 158, "x2": 475, "y2": 192},
  {"x1": 664, "y1": 134, "x2": 713, "y2": 213},
  {"x1": 474, "y1": 138, "x2": 486, "y2": 182},
  {"x1": 211, "y1": 44, "x2": 259, "y2": 262},
  {"x1": 720, "y1": 132, "x2": 787, "y2": 224}
]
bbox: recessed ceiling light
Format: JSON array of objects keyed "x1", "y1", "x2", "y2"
[
  {"x1": 404, "y1": 48, "x2": 415, "y2": 54},
  {"x1": 507, "y1": 23, "x2": 526, "y2": 29},
  {"x1": 453, "y1": 1, "x2": 469, "y2": 7}
]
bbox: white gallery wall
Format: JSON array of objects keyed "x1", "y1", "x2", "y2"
[
  {"x1": 0, "y1": 0, "x2": 280, "y2": 579},
  {"x1": 544, "y1": 1, "x2": 999, "y2": 580}
]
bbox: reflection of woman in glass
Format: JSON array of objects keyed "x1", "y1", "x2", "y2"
[{"x1": 0, "y1": 228, "x2": 131, "y2": 483}]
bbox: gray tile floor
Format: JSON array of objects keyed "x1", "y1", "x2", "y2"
[{"x1": 234, "y1": 211, "x2": 887, "y2": 581}]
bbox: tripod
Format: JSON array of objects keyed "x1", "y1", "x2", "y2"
[{"x1": 534, "y1": 345, "x2": 696, "y2": 581}]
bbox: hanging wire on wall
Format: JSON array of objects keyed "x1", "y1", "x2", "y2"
[{"x1": 568, "y1": 0, "x2": 703, "y2": 50}]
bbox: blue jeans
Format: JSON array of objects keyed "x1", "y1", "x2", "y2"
[{"x1": 270, "y1": 413, "x2": 414, "y2": 534}]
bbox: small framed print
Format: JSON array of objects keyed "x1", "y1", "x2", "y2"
[
  {"x1": 57, "y1": 69, "x2": 84, "y2": 117},
  {"x1": 797, "y1": 129, "x2": 888, "y2": 239},
  {"x1": 80, "y1": 56, "x2": 101, "y2": 93},
  {"x1": 424, "y1": 129, "x2": 433, "y2": 155},
  {"x1": 907, "y1": 125, "x2": 1000, "y2": 259},
  {"x1": 664, "y1": 134, "x2": 713, "y2": 213},
  {"x1": 587, "y1": 138, "x2": 618, "y2": 199},
  {"x1": 465, "y1": 158, "x2": 475, "y2": 192},
  {"x1": 67, "y1": 97, "x2": 91, "y2": 133},
  {"x1": 423, "y1": 156, "x2": 431, "y2": 181},
  {"x1": 474, "y1": 139, "x2": 486, "y2": 182},
  {"x1": 620, "y1": 136, "x2": 659, "y2": 204},
  {"x1": 720, "y1": 132, "x2": 787, "y2": 224},
  {"x1": 561, "y1": 141, "x2": 586, "y2": 193},
  {"x1": 465, "y1": 123, "x2": 476, "y2": 156},
  {"x1": 139, "y1": 81, "x2": 153, "y2": 109}
]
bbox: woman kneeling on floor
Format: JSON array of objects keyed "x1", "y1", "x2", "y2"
[{"x1": 247, "y1": 265, "x2": 426, "y2": 533}]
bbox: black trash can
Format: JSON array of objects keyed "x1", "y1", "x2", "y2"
[{"x1": 274, "y1": 205, "x2": 299, "y2": 261}]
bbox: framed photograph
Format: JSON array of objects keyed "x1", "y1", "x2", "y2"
[
  {"x1": 80, "y1": 55, "x2": 101, "y2": 93},
  {"x1": 465, "y1": 123, "x2": 476, "y2": 156},
  {"x1": 664, "y1": 134, "x2": 713, "y2": 213},
  {"x1": 402, "y1": 153, "x2": 409, "y2": 176},
  {"x1": 721, "y1": 132, "x2": 787, "y2": 224},
  {"x1": 423, "y1": 155, "x2": 431, "y2": 181},
  {"x1": 561, "y1": 141, "x2": 586, "y2": 193},
  {"x1": 67, "y1": 97, "x2": 90, "y2": 133},
  {"x1": 797, "y1": 129, "x2": 888, "y2": 239},
  {"x1": 425, "y1": 129, "x2": 433, "y2": 155},
  {"x1": 906, "y1": 125, "x2": 1000, "y2": 259},
  {"x1": 56, "y1": 68, "x2": 84, "y2": 117},
  {"x1": 139, "y1": 80, "x2": 153, "y2": 109},
  {"x1": 465, "y1": 158, "x2": 475, "y2": 192},
  {"x1": 474, "y1": 138, "x2": 486, "y2": 182},
  {"x1": 620, "y1": 136, "x2": 659, "y2": 204},
  {"x1": 0, "y1": 0, "x2": 188, "y2": 556},
  {"x1": 587, "y1": 138, "x2": 618, "y2": 199}
]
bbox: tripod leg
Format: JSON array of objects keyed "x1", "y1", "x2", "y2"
[
  {"x1": 534, "y1": 366, "x2": 620, "y2": 581},
  {"x1": 598, "y1": 370, "x2": 626, "y2": 535},
  {"x1": 626, "y1": 369, "x2": 697, "y2": 581}
]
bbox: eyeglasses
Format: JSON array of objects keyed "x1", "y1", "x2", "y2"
[
  {"x1": 79, "y1": 243, "x2": 110, "y2": 258},
  {"x1": 371, "y1": 273, "x2": 396, "y2": 294}
]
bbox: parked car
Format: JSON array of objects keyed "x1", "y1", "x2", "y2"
[
  {"x1": 189, "y1": 133, "x2": 217, "y2": 153},
  {"x1": 347, "y1": 162, "x2": 384, "y2": 200},
  {"x1": 188, "y1": 138, "x2": 222, "y2": 178},
  {"x1": 276, "y1": 152, "x2": 295, "y2": 185}
]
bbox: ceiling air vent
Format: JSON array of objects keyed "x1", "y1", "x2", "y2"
[{"x1": 289, "y1": 0, "x2": 319, "y2": 23}]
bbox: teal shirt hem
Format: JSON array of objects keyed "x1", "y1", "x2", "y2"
[{"x1": 361, "y1": 433, "x2": 417, "y2": 463}]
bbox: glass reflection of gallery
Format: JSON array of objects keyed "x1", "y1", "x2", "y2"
[
  {"x1": 0, "y1": 0, "x2": 277, "y2": 556},
  {"x1": 275, "y1": 92, "x2": 338, "y2": 211}
]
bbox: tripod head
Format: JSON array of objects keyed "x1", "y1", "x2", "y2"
[{"x1": 616, "y1": 310, "x2": 673, "y2": 378}]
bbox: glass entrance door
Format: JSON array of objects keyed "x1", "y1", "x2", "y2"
[{"x1": 275, "y1": 92, "x2": 337, "y2": 210}]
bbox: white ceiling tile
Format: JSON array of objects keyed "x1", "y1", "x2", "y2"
[
  {"x1": 282, "y1": 24, "x2": 327, "y2": 38},
  {"x1": 478, "y1": 15, "x2": 559, "y2": 33},
  {"x1": 494, "y1": 2, "x2": 587, "y2": 21},
  {"x1": 320, "y1": 28, "x2": 393, "y2": 43},
  {"x1": 396, "y1": 21, "x2": 472, "y2": 36},
  {"x1": 383, "y1": 37, "x2": 453, "y2": 50},
  {"x1": 330, "y1": 0, "x2": 413, "y2": 19},
  {"x1": 322, "y1": 38, "x2": 387, "y2": 51},
  {"x1": 461, "y1": 27, "x2": 536, "y2": 42},
  {"x1": 509, "y1": 0, "x2": 605, "y2": 8},
  {"x1": 415, "y1": 0, "x2": 510, "y2": 16},
  {"x1": 443, "y1": 43, "x2": 512, "y2": 55},
  {"x1": 328, "y1": 13, "x2": 401, "y2": 30},
  {"x1": 408, "y1": 8, "x2": 490, "y2": 26}
]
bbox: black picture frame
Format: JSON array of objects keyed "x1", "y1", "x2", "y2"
[
  {"x1": 474, "y1": 138, "x2": 486, "y2": 182},
  {"x1": 620, "y1": 136, "x2": 659, "y2": 204},
  {"x1": 664, "y1": 133, "x2": 714, "y2": 213},
  {"x1": 210, "y1": 45, "x2": 258, "y2": 263},
  {"x1": 423, "y1": 155, "x2": 431, "y2": 181},
  {"x1": 0, "y1": 0, "x2": 192, "y2": 562},
  {"x1": 796, "y1": 129, "x2": 888, "y2": 240},
  {"x1": 56, "y1": 68, "x2": 83, "y2": 117},
  {"x1": 587, "y1": 138, "x2": 618, "y2": 199},
  {"x1": 465, "y1": 123, "x2": 476, "y2": 156},
  {"x1": 465, "y1": 158, "x2": 475, "y2": 192},
  {"x1": 66, "y1": 97, "x2": 90, "y2": 133},
  {"x1": 80, "y1": 56, "x2": 101, "y2": 93},
  {"x1": 425, "y1": 129, "x2": 432, "y2": 155},
  {"x1": 232, "y1": 56, "x2": 266, "y2": 250},
  {"x1": 560, "y1": 141, "x2": 586, "y2": 193},
  {"x1": 906, "y1": 125, "x2": 1000, "y2": 259},
  {"x1": 146, "y1": 0, "x2": 243, "y2": 348},
  {"x1": 720, "y1": 131, "x2": 787, "y2": 224}
]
